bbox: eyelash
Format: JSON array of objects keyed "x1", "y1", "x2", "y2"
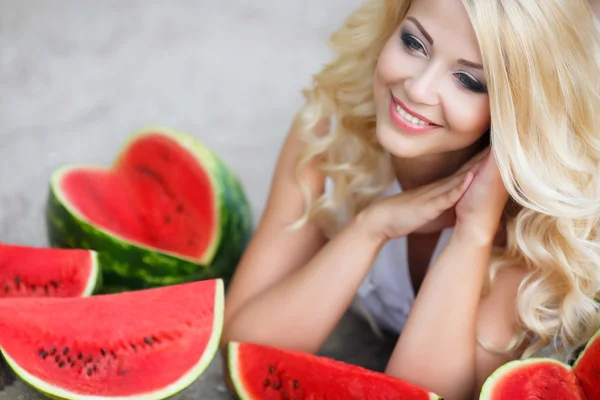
[{"x1": 400, "y1": 32, "x2": 487, "y2": 94}]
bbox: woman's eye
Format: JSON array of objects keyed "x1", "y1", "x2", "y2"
[
  {"x1": 455, "y1": 73, "x2": 487, "y2": 94},
  {"x1": 401, "y1": 34, "x2": 426, "y2": 54}
]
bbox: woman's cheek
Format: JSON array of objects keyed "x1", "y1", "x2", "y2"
[{"x1": 443, "y1": 94, "x2": 490, "y2": 138}]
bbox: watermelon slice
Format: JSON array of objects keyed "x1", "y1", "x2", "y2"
[
  {"x1": 45, "y1": 126, "x2": 253, "y2": 292},
  {"x1": 478, "y1": 358, "x2": 585, "y2": 400},
  {"x1": 479, "y1": 326, "x2": 600, "y2": 400},
  {"x1": 0, "y1": 243, "x2": 100, "y2": 298},
  {"x1": 573, "y1": 328, "x2": 600, "y2": 400},
  {"x1": 227, "y1": 341, "x2": 442, "y2": 400},
  {"x1": 0, "y1": 278, "x2": 224, "y2": 399}
]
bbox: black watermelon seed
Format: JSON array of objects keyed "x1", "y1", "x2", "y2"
[
  {"x1": 100, "y1": 349, "x2": 106, "y2": 356},
  {"x1": 87, "y1": 368, "x2": 92, "y2": 376},
  {"x1": 14, "y1": 276, "x2": 20, "y2": 286},
  {"x1": 144, "y1": 337, "x2": 153, "y2": 345},
  {"x1": 87, "y1": 355, "x2": 93, "y2": 363},
  {"x1": 70, "y1": 362, "x2": 75, "y2": 367},
  {"x1": 39, "y1": 350, "x2": 47, "y2": 359},
  {"x1": 77, "y1": 353, "x2": 83, "y2": 360},
  {"x1": 58, "y1": 362, "x2": 65, "y2": 368},
  {"x1": 67, "y1": 357, "x2": 72, "y2": 363},
  {"x1": 151, "y1": 336, "x2": 158, "y2": 342},
  {"x1": 264, "y1": 379, "x2": 270, "y2": 387},
  {"x1": 131, "y1": 344, "x2": 136, "y2": 351},
  {"x1": 293, "y1": 380, "x2": 299, "y2": 390},
  {"x1": 110, "y1": 351, "x2": 116, "y2": 359},
  {"x1": 93, "y1": 365, "x2": 97, "y2": 372},
  {"x1": 50, "y1": 281, "x2": 59, "y2": 288},
  {"x1": 269, "y1": 365, "x2": 275, "y2": 374},
  {"x1": 63, "y1": 348, "x2": 69, "y2": 355},
  {"x1": 55, "y1": 356, "x2": 60, "y2": 362},
  {"x1": 50, "y1": 348, "x2": 56, "y2": 355},
  {"x1": 273, "y1": 382, "x2": 281, "y2": 389}
]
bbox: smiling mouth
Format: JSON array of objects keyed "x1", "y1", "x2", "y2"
[{"x1": 391, "y1": 95, "x2": 439, "y2": 127}]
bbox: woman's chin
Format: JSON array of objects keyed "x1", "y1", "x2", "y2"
[{"x1": 375, "y1": 124, "x2": 435, "y2": 159}]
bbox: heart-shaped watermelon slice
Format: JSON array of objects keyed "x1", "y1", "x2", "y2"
[{"x1": 45, "y1": 127, "x2": 253, "y2": 292}]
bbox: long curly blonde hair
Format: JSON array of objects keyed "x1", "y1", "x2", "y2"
[{"x1": 292, "y1": 0, "x2": 600, "y2": 360}]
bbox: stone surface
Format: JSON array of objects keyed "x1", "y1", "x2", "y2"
[{"x1": 0, "y1": 0, "x2": 398, "y2": 398}]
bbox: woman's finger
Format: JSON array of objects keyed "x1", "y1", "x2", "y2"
[
  {"x1": 426, "y1": 170, "x2": 471, "y2": 198},
  {"x1": 425, "y1": 148, "x2": 487, "y2": 197},
  {"x1": 431, "y1": 172, "x2": 474, "y2": 215}
]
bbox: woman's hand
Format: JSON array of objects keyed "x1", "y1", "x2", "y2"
[
  {"x1": 362, "y1": 149, "x2": 488, "y2": 242},
  {"x1": 454, "y1": 149, "x2": 509, "y2": 242}
]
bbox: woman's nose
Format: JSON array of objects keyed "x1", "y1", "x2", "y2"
[{"x1": 403, "y1": 63, "x2": 442, "y2": 106}]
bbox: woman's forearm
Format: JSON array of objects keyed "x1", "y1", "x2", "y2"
[
  {"x1": 385, "y1": 229, "x2": 493, "y2": 399},
  {"x1": 221, "y1": 214, "x2": 386, "y2": 353}
]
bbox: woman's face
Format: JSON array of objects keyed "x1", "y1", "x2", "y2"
[{"x1": 373, "y1": 0, "x2": 491, "y2": 159}]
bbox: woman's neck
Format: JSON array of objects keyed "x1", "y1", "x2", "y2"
[{"x1": 391, "y1": 141, "x2": 485, "y2": 191}]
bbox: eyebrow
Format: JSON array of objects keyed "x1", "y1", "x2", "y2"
[
  {"x1": 406, "y1": 17, "x2": 433, "y2": 45},
  {"x1": 458, "y1": 59, "x2": 483, "y2": 70},
  {"x1": 406, "y1": 17, "x2": 483, "y2": 70}
]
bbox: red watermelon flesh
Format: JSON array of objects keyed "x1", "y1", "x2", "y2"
[
  {"x1": 60, "y1": 132, "x2": 216, "y2": 261},
  {"x1": 0, "y1": 279, "x2": 224, "y2": 399},
  {"x1": 479, "y1": 358, "x2": 585, "y2": 400},
  {"x1": 0, "y1": 243, "x2": 99, "y2": 298},
  {"x1": 227, "y1": 341, "x2": 441, "y2": 400},
  {"x1": 574, "y1": 329, "x2": 600, "y2": 400}
]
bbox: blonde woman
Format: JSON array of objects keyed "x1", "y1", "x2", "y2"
[{"x1": 221, "y1": 0, "x2": 600, "y2": 398}]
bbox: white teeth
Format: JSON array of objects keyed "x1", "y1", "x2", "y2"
[{"x1": 395, "y1": 103, "x2": 430, "y2": 126}]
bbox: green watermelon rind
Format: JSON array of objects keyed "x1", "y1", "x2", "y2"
[
  {"x1": 227, "y1": 342, "x2": 442, "y2": 400},
  {"x1": 479, "y1": 358, "x2": 571, "y2": 400},
  {"x1": 0, "y1": 279, "x2": 225, "y2": 400},
  {"x1": 45, "y1": 126, "x2": 253, "y2": 290},
  {"x1": 227, "y1": 342, "x2": 252, "y2": 400},
  {"x1": 82, "y1": 250, "x2": 102, "y2": 297}
]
